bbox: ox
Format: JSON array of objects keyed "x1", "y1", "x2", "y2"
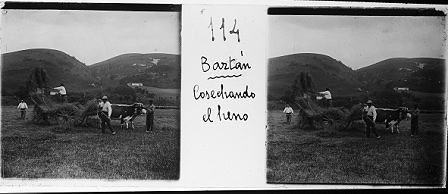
[
  {"x1": 108, "y1": 103, "x2": 146, "y2": 130},
  {"x1": 375, "y1": 107, "x2": 411, "y2": 133},
  {"x1": 345, "y1": 105, "x2": 410, "y2": 133},
  {"x1": 77, "y1": 100, "x2": 146, "y2": 130}
]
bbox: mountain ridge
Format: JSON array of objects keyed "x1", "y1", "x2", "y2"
[
  {"x1": 268, "y1": 53, "x2": 363, "y2": 98},
  {"x1": 355, "y1": 57, "x2": 445, "y2": 93},
  {"x1": 1, "y1": 48, "x2": 97, "y2": 95},
  {"x1": 89, "y1": 53, "x2": 180, "y2": 89}
]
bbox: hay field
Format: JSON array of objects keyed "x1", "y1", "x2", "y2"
[
  {"x1": 267, "y1": 110, "x2": 445, "y2": 185},
  {"x1": 1, "y1": 106, "x2": 179, "y2": 179}
]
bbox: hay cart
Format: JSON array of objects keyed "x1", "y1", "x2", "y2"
[
  {"x1": 30, "y1": 92, "x2": 81, "y2": 128},
  {"x1": 295, "y1": 96, "x2": 346, "y2": 131}
]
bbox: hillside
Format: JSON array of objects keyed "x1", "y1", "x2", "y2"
[
  {"x1": 356, "y1": 58, "x2": 445, "y2": 93},
  {"x1": 1, "y1": 49, "x2": 98, "y2": 95},
  {"x1": 268, "y1": 53, "x2": 364, "y2": 98},
  {"x1": 89, "y1": 53, "x2": 180, "y2": 89}
]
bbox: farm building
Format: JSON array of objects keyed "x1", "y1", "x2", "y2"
[
  {"x1": 393, "y1": 87, "x2": 409, "y2": 92},
  {"x1": 128, "y1": 83, "x2": 143, "y2": 87}
]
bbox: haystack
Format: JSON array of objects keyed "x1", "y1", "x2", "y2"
[
  {"x1": 30, "y1": 92, "x2": 83, "y2": 127},
  {"x1": 76, "y1": 99, "x2": 100, "y2": 127},
  {"x1": 30, "y1": 92, "x2": 59, "y2": 125},
  {"x1": 296, "y1": 97, "x2": 346, "y2": 131},
  {"x1": 342, "y1": 104, "x2": 366, "y2": 131}
]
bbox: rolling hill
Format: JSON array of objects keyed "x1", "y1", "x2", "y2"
[
  {"x1": 1, "y1": 49, "x2": 98, "y2": 95},
  {"x1": 355, "y1": 58, "x2": 445, "y2": 93},
  {"x1": 268, "y1": 53, "x2": 364, "y2": 98},
  {"x1": 89, "y1": 53, "x2": 180, "y2": 89}
]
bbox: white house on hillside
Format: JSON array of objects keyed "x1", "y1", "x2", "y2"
[
  {"x1": 129, "y1": 83, "x2": 143, "y2": 87},
  {"x1": 393, "y1": 87, "x2": 409, "y2": 92}
]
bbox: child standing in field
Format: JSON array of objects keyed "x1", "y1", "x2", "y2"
[
  {"x1": 283, "y1": 104, "x2": 294, "y2": 124},
  {"x1": 17, "y1": 100, "x2": 28, "y2": 120},
  {"x1": 146, "y1": 100, "x2": 156, "y2": 132},
  {"x1": 411, "y1": 104, "x2": 420, "y2": 137}
]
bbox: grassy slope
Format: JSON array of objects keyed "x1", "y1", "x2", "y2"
[
  {"x1": 141, "y1": 86, "x2": 180, "y2": 98},
  {"x1": 2, "y1": 49, "x2": 97, "y2": 94},
  {"x1": 267, "y1": 110, "x2": 445, "y2": 184},
  {"x1": 268, "y1": 53, "x2": 363, "y2": 97},
  {"x1": 1, "y1": 106, "x2": 179, "y2": 179},
  {"x1": 89, "y1": 53, "x2": 180, "y2": 88},
  {"x1": 355, "y1": 58, "x2": 445, "y2": 93}
]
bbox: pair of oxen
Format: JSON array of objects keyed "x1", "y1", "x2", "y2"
[
  {"x1": 79, "y1": 101, "x2": 147, "y2": 130},
  {"x1": 345, "y1": 105, "x2": 411, "y2": 133}
]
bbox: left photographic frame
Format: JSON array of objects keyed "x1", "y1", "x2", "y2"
[{"x1": 1, "y1": 2, "x2": 181, "y2": 180}]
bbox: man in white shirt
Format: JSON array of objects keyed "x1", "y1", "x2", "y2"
[
  {"x1": 363, "y1": 100, "x2": 380, "y2": 139},
  {"x1": 98, "y1": 96, "x2": 115, "y2": 135},
  {"x1": 17, "y1": 100, "x2": 28, "y2": 120},
  {"x1": 283, "y1": 104, "x2": 294, "y2": 124},
  {"x1": 318, "y1": 88, "x2": 332, "y2": 107},
  {"x1": 54, "y1": 84, "x2": 67, "y2": 103}
]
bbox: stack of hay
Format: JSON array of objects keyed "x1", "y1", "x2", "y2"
[
  {"x1": 79, "y1": 99, "x2": 99, "y2": 118},
  {"x1": 30, "y1": 92, "x2": 83, "y2": 126},
  {"x1": 76, "y1": 99, "x2": 101, "y2": 127},
  {"x1": 296, "y1": 97, "x2": 346, "y2": 131},
  {"x1": 30, "y1": 92, "x2": 59, "y2": 124}
]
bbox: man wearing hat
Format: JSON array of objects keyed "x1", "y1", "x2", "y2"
[
  {"x1": 54, "y1": 84, "x2": 67, "y2": 103},
  {"x1": 410, "y1": 104, "x2": 420, "y2": 137},
  {"x1": 98, "y1": 96, "x2": 115, "y2": 135},
  {"x1": 364, "y1": 100, "x2": 380, "y2": 139},
  {"x1": 318, "y1": 88, "x2": 332, "y2": 107},
  {"x1": 146, "y1": 99, "x2": 156, "y2": 132}
]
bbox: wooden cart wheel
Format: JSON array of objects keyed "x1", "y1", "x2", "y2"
[{"x1": 57, "y1": 109, "x2": 78, "y2": 128}]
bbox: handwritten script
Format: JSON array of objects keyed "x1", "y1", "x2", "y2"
[{"x1": 194, "y1": 17, "x2": 255, "y2": 122}]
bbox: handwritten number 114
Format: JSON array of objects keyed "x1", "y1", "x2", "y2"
[{"x1": 208, "y1": 17, "x2": 240, "y2": 42}]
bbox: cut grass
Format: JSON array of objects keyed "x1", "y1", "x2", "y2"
[
  {"x1": 1, "y1": 106, "x2": 179, "y2": 179},
  {"x1": 267, "y1": 110, "x2": 445, "y2": 184}
]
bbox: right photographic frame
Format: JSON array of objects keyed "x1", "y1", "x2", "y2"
[{"x1": 266, "y1": 7, "x2": 446, "y2": 185}]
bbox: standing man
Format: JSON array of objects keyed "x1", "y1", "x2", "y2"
[
  {"x1": 17, "y1": 100, "x2": 28, "y2": 120},
  {"x1": 54, "y1": 84, "x2": 67, "y2": 103},
  {"x1": 318, "y1": 88, "x2": 332, "y2": 107},
  {"x1": 146, "y1": 100, "x2": 156, "y2": 132},
  {"x1": 98, "y1": 96, "x2": 115, "y2": 135},
  {"x1": 411, "y1": 104, "x2": 420, "y2": 137},
  {"x1": 364, "y1": 100, "x2": 380, "y2": 139},
  {"x1": 283, "y1": 104, "x2": 294, "y2": 124}
]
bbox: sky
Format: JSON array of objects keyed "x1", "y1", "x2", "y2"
[
  {"x1": 268, "y1": 15, "x2": 446, "y2": 70},
  {"x1": 1, "y1": 9, "x2": 180, "y2": 65}
]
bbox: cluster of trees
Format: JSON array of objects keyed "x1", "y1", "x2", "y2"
[
  {"x1": 270, "y1": 70, "x2": 444, "y2": 111},
  {"x1": 279, "y1": 72, "x2": 316, "y2": 104},
  {"x1": 7, "y1": 67, "x2": 149, "y2": 105},
  {"x1": 10, "y1": 67, "x2": 50, "y2": 103},
  {"x1": 59, "y1": 86, "x2": 139, "y2": 105}
]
